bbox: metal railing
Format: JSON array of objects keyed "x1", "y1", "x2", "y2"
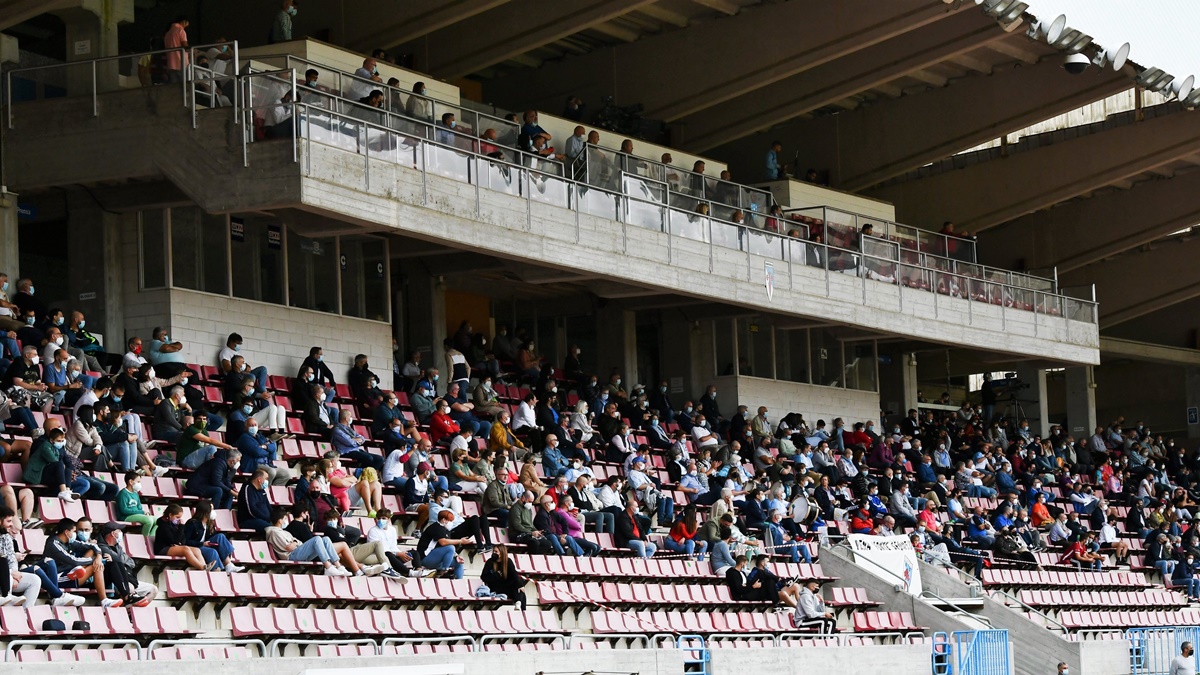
[
  {"x1": 1127, "y1": 626, "x2": 1200, "y2": 675},
  {"x1": 950, "y1": 629, "x2": 1012, "y2": 675},
  {"x1": 788, "y1": 205, "x2": 980, "y2": 265}
]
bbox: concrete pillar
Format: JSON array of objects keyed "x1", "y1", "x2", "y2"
[
  {"x1": 595, "y1": 304, "x2": 636, "y2": 388},
  {"x1": 1064, "y1": 366, "x2": 1097, "y2": 439},
  {"x1": 55, "y1": 0, "x2": 135, "y2": 96},
  {"x1": 404, "y1": 270, "x2": 446, "y2": 393},
  {"x1": 1015, "y1": 364, "x2": 1049, "y2": 438},
  {"x1": 0, "y1": 190, "x2": 19, "y2": 281},
  {"x1": 66, "y1": 206, "x2": 123, "y2": 344},
  {"x1": 1186, "y1": 367, "x2": 1200, "y2": 440}
]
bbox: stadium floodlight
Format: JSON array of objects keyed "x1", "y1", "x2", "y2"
[
  {"x1": 1063, "y1": 34, "x2": 1092, "y2": 53},
  {"x1": 1137, "y1": 68, "x2": 1171, "y2": 91},
  {"x1": 1092, "y1": 42, "x2": 1130, "y2": 71},
  {"x1": 1027, "y1": 15, "x2": 1066, "y2": 44},
  {"x1": 1168, "y1": 75, "x2": 1196, "y2": 100},
  {"x1": 1184, "y1": 89, "x2": 1200, "y2": 108}
]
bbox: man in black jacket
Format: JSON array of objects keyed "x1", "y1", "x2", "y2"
[
  {"x1": 237, "y1": 469, "x2": 272, "y2": 533},
  {"x1": 185, "y1": 449, "x2": 239, "y2": 509},
  {"x1": 614, "y1": 498, "x2": 656, "y2": 559},
  {"x1": 97, "y1": 522, "x2": 156, "y2": 605},
  {"x1": 301, "y1": 346, "x2": 338, "y2": 388},
  {"x1": 726, "y1": 554, "x2": 771, "y2": 602}
]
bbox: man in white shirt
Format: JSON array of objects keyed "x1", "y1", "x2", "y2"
[
  {"x1": 362, "y1": 509, "x2": 420, "y2": 577},
  {"x1": 794, "y1": 579, "x2": 836, "y2": 634},
  {"x1": 122, "y1": 336, "x2": 148, "y2": 371},
  {"x1": 512, "y1": 394, "x2": 537, "y2": 433},
  {"x1": 1171, "y1": 642, "x2": 1194, "y2": 675}
]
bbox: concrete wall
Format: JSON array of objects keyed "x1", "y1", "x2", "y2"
[
  {"x1": 766, "y1": 179, "x2": 897, "y2": 221},
  {"x1": 713, "y1": 374, "x2": 880, "y2": 427},
  {"x1": 709, "y1": 643, "x2": 931, "y2": 675},
  {"x1": 297, "y1": 140, "x2": 1099, "y2": 365}
]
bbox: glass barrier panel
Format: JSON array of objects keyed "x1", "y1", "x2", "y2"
[
  {"x1": 299, "y1": 108, "x2": 351, "y2": 152},
  {"x1": 480, "y1": 159, "x2": 523, "y2": 197},
  {"x1": 915, "y1": 229, "x2": 942, "y2": 256},
  {"x1": 579, "y1": 187, "x2": 621, "y2": 221},
  {"x1": 844, "y1": 340, "x2": 878, "y2": 392},
  {"x1": 427, "y1": 143, "x2": 471, "y2": 183},
  {"x1": 529, "y1": 171, "x2": 570, "y2": 208},
  {"x1": 899, "y1": 262, "x2": 931, "y2": 291},
  {"x1": 861, "y1": 238, "x2": 898, "y2": 284},
  {"x1": 192, "y1": 66, "x2": 234, "y2": 108},
  {"x1": 624, "y1": 197, "x2": 665, "y2": 231},
  {"x1": 947, "y1": 236, "x2": 976, "y2": 263},
  {"x1": 668, "y1": 210, "x2": 710, "y2": 243},
  {"x1": 1039, "y1": 292, "x2": 1063, "y2": 318},
  {"x1": 623, "y1": 174, "x2": 666, "y2": 204},
  {"x1": 711, "y1": 203, "x2": 739, "y2": 224},
  {"x1": 784, "y1": 239, "x2": 807, "y2": 266},
  {"x1": 585, "y1": 146, "x2": 622, "y2": 192},
  {"x1": 711, "y1": 219, "x2": 742, "y2": 251},
  {"x1": 745, "y1": 228, "x2": 782, "y2": 259}
]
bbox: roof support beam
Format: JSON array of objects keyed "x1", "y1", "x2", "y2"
[
  {"x1": 1074, "y1": 237, "x2": 1200, "y2": 328},
  {"x1": 0, "y1": 0, "x2": 75, "y2": 30},
  {"x1": 481, "y1": 0, "x2": 962, "y2": 123},
  {"x1": 398, "y1": 0, "x2": 658, "y2": 80},
  {"x1": 868, "y1": 110, "x2": 1200, "y2": 233},
  {"x1": 348, "y1": 0, "x2": 512, "y2": 53},
  {"x1": 980, "y1": 169, "x2": 1200, "y2": 274},
  {"x1": 674, "y1": 11, "x2": 1008, "y2": 152}
]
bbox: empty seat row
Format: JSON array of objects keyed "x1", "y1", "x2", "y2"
[
  {"x1": 11, "y1": 648, "x2": 141, "y2": 662},
  {"x1": 1055, "y1": 610, "x2": 1200, "y2": 630},
  {"x1": 536, "y1": 580, "x2": 765, "y2": 607},
  {"x1": 166, "y1": 570, "x2": 493, "y2": 605},
  {"x1": 591, "y1": 609, "x2": 796, "y2": 634},
  {"x1": 851, "y1": 612, "x2": 925, "y2": 633},
  {"x1": 1017, "y1": 589, "x2": 1188, "y2": 610},
  {"x1": 980, "y1": 569, "x2": 1147, "y2": 589},
  {"x1": 0, "y1": 606, "x2": 188, "y2": 637},
  {"x1": 228, "y1": 607, "x2": 562, "y2": 637},
  {"x1": 827, "y1": 587, "x2": 880, "y2": 609},
  {"x1": 512, "y1": 554, "x2": 831, "y2": 583}
]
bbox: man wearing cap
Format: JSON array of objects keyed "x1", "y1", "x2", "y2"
[
  {"x1": 795, "y1": 578, "x2": 836, "y2": 634},
  {"x1": 97, "y1": 521, "x2": 157, "y2": 604},
  {"x1": 237, "y1": 468, "x2": 273, "y2": 534}
]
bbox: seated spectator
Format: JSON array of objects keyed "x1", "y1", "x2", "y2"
[
  {"x1": 218, "y1": 333, "x2": 268, "y2": 393},
  {"x1": 616, "y1": 498, "x2": 656, "y2": 559},
  {"x1": 183, "y1": 500, "x2": 244, "y2": 572},
  {"x1": 115, "y1": 471, "x2": 157, "y2": 536},
  {"x1": 153, "y1": 504, "x2": 212, "y2": 571},
  {"x1": 236, "y1": 418, "x2": 290, "y2": 485},
  {"x1": 507, "y1": 490, "x2": 554, "y2": 555},
  {"x1": 46, "y1": 517, "x2": 146, "y2": 607},
  {"x1": 371, "y1": 392, "x2": 408, "y2": 438},
  {"x1": 628, "y1": 457, "x2": 674, "y2": 525},
  {"x1": 176, "y1": 410, "x2": 235, "y2": 470},
  {"x1": 794, "y1": 579, "x2": 836, "y2": 634},
  {"x1": 448, "y1": 447, "x2": 486, "y2": 495},
  {"x1": 300, "y1": 383, "x2": 336, "y2": 438},
  {"x1": 66, "y1": 311, "x2": 114, "y2": 372},
  {"x1": 144, "y1": 327, "x2": 187, "y2": 377},
  {"x1": 709, "y1": 526, "x2": 738, "y2": 577},
  {"x1": 286, "y1": 503, "x2": 380, "y2": 576},
  {"x1": 264, "y1": 506, "x2": 353, "y2": 576},
  {"x1": 428, "y1": 488, "x2": 492, "y2": 553},
  {"x1": 4, "y1": 345, "x2": 53, "y2": 419},
  {"x1": 0, "y1": 505, "x2": 83, "y2": 607},
  {"x1": 347, "y1": 353, "x2": 379, "y2": 408},
  {"x1": 531, "y1": 493, "x2": 587, "y2": 557},
  {"x1": 184, "y1": 449, "x2": 239, "y2": 509},
  {"x1": 151, "y1": 386, "x2": 189, "y2": 443},
  {"x1": 331, "y1": 409, "x2": 384, "y2": 472},
  {"x1": 232, "y1": 374, "x2": 287, "y2": 440},
  {"x1": 415, "y1": 508, "x2": 466, "y2": 578},
  {"x1": 519, "y1": 455, "x2": 549, "y2": 498},
  {"x1": 489, "y1": 409, "x2": 529, "y2": 460},
  {"x1": 359, "y1": 509, "x2": 414, "y2": 578},
  {"x1": 726, "y1": 554, "x2": 773, "y2": 603},
  {"x1": 23, "y1": 426, "x2": 76, "y2": 502},
  {"x1": 516, "y1": 341, "x2": 541, "y2": 381},
  {"x1": 665, "y1": 505, "x2": 708, "y2": 562},
  {"x1": 237, "y1": 469, "x2": 273, "y2": 534}
]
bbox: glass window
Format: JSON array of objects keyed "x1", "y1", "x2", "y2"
[
  {"x1": 736, "y1": 317, "x2": 774, "y2": 379},
  {"x1": 844, "y1": 340, "x2": 878, "y2": 392},
  {"x1": 339, "y1": 235, "x2": 389, "y2": 321},
  {"x1": 140, "y1": 209, "x2": 167, "y2": 289},
  {"x1": 810, "y1": 328, "x2": 844, "y2": 388},
  {"x1": 231, "y1": 216, "x2": 285, "y2": 305},
  {"x1": 714, "y1": 319, "x2": 735, "y2": 377},
  {"x1": 170, "y1": 207, "x2": 228, "y2": 295},
  {"x1": 775, "y1": 328, "x2": 809, "y2": 384},
  {"x1": 287, "y1": 230, "x2": 339, "y2": 313}
]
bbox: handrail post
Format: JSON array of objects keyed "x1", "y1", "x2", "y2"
[{"x1": 91, "y1": 60, "x2": 98, "y2": 117}]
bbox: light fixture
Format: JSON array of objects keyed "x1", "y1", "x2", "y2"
[
  {"x1": 1169, "y1": 75, "x2": 1196, "y2": 100},
  {"x1": 1027, "y1": 14, "x2": 1066, "y2": 43},
  {"x1": 977, "y1": 0, "x2": 1028, "y2": 23},
  {"x1": 1092, "y1": 42, "x2": 1131, "y2": 71},
  {"x1": 1137, "y1": 68, "x2": 1170, "y2": 90},
  {"x1": 1064, "y1": 34, "x2": 1092, "y2": 53},
  {"x1": 1183, "y1": 89, "x2": 1200, "y2": 108}
]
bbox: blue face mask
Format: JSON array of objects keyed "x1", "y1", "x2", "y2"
[
  {"x1": 286, "y1": 5, "x2": 297, "y2": 15},
  {"x1": 54, "y1": 316, "x2": 64, "y2": 326},
  {"x1": 78, "y1": 320, "x2": 86, "y2": 329},
  {"x1": 0, "y1": 281, "x2": 6, "y2": 292},
  {"x1": 234, "y1": 344, "x2": 241, "y2": 351},
  {"x1": 315, "y1": 355, "x2": 323, "y2": 362},
  {"x1": 242, "y1": 404, "x2": 254, "y2": 415},
  {"x1": 52, "y1": 440, "x2": 66, "y2": 450},
  {"x1": 181, "y1": 377, "x2": 189, "y2": 386},
  {"x1": 651, "y1": 419, "x2": 659, "y2": 427},
  {"x1": 112, "y1": 395, "x2": 122, "y2": 403},
  {"x1": 432, "y1": 375, "x2": 439, "y2": 382},
  {"x1": 77, "y1": 531, "x2": 90, "y2": 542}
]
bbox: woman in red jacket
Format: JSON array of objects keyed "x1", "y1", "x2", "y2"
[
  {"x1": 850, "y1": 499, "x2": 874, "y2": 534},
  {"x1": 665, "y1": 505, "x2": 708, "y2": 561},
  {"x1": 428, "y1": 399, "x2": 460, "y2": 445}
]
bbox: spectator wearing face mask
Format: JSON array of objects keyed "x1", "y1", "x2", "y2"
[
  {"x1": 406, "y1": 81, "x2": 432, "y2": 122},
  {"x1": 115, "y1": 471, "x2": 157, "y2": 536},
  {"x1": 269, "y1": 0, "x2": 297, "y2": 44},
  {"x1": 153, "y1": 504, "x2": 212, "y2": 571},
  {"x1": 184, "y1": 449, "x2": 241, "y2": 509},
  {"x1": 235, "y1": 418, "x2": 289, "y2": 485}
]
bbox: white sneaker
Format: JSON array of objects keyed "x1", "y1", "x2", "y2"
[
  {"x1": 57, "y1": 490, "x2": 77, "y2": 503},
  {"x1": 52, "y1": 593, "x2": 85, "y2": 607},
  {"x1": 152, "y1": 465, "x2": 171, "y2": 477},
  {"x1": 0, "y1": 595, "x2": 18, "y2": 606},
  {"x1": 362, "y1": 563, "x2": 387, "y2": 577},
  {"x1": 324, "y1": 566, "x2": 351, "y2": 577},
  {"x1": 412, "y1": 568, "x2": 438, "y2": 578},
  {"x1": 100, "y1": 597, "x2": 123, "y2": 608},
  {"x1": 354, "y1": 568, "x2": 365, "y2": 576},
  {"x1": 224, "y1": 563, "x2": 245, "y2": 574}
]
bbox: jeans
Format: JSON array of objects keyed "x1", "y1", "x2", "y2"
[
  {"x1": 188, "y1": 484, "x2": 233, "y2": 510},
  {"x1": 247, "y1": 365, "x2": 268, "y2": 394},
  {"x1": 627, "y1": 539, "x2": 657, "y2": 559},
  {"x1": 198, "y1": 533, "x2": 235, "y2": 570},
  {"x1": 664, "y1": 537, "x2": 708, "y2": 561},
  {"x1": 1177, "y1": 576, "x2": 1200, "y2": 599},
  {"x1": 9, "y1": 406, "x2": 35, "y2": 433},
  {"x1": 966, "y1": 485, "x2": 997, "y2": 499},
  {"x1": 1157, "y1": 560, "x2": 1177, "y2": 579},
  {"x1": 386, "y1": 477, "x2": 409, "y2": 492},
  {"x1": 582, "y1": 510, "x2": 615, "y2": 534},
  {"x1": 549, "y1": 534, "x2": 591, "y2": 557},
  {"x1": 0, "y1": 336, "x2": 18, "y2": 360},
  {"x1": 106, "y1": 442, "x2": 137, "y2": 472},
  {"x1": 71, "y1": 476, "x2": 117, "y2": 501},
  {"x1": 655, "y1": 496, "x2": 675, "y2": 525},
  {"x1": 21, "y1": 559, "x2": 62, "y2": 599},
  {"x1": 287, "y1": 535, "x2": 338, "y2": 563},
  {"x1": 180, "y1": 445, "x2": 218, "y2": 469},
  {"x1": 420, "y1": 545, "x2": 463, "y2": 578},
  {"x1": 341, "y1": 449, "x2": 384, "y2": 472},
  {"x1": 773, "y1": 539, "x2": 811, "y2": 564}
]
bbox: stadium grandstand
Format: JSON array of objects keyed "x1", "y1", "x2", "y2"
[{"x1": 0, "y1": 1, "x2": 1199, "y2": 674}]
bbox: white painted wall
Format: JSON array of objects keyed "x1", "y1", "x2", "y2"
[{"x1": 714, "y1": 374, "x2": 880, "y2": 427}]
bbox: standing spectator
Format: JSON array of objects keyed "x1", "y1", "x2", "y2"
[
  {"x1": 162, "y1": 17, "x2": 190, "y2": 83},
  {"x1": 218, "y1": 333, "x2": 268, "y2": 393},
  {"x1": 269, "y1": 0, "x2": 297, "y2": 43},
  {"x1": 765, "y1": 140, "x2": 784, "y2": 180}
]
